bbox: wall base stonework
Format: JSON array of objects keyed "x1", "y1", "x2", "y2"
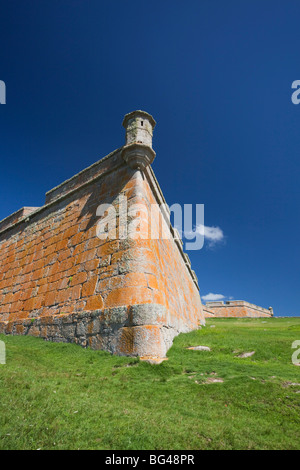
[{"x1": 0, "y1": 303, "x2": 187, "y2": 358}]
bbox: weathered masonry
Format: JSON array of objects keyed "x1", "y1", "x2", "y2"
[
  {"x1": 203, "y1": 301, "x2": 273, "y2": 318},
  {"x1": 0, "y1": 111, "x2": 204, "y2": 359}
]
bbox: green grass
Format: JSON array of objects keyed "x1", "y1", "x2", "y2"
[{"x1": 0, "y1": 317, "x2": 299, "y2": 450}]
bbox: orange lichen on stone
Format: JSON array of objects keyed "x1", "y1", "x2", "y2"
[{"x1": 0, "y1": 111, "x2": 204, "y2": 357}]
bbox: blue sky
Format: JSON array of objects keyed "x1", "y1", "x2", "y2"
[{"x1": 0, "y1": 0, "x2": 299, "y2": 316}]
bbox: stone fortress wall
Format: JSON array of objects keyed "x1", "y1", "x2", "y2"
[
  {"x1": 203, "y1": 300, "x2": 273, "y2": 318},
  {"x1": 0, "y1": 111, "x2": 204, "y2": 359}
]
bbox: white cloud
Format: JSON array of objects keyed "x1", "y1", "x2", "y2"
[
  {"x1": 195, "y1": 224, "x2": 224, "y2": 248},
  {"x1": 184, "y1": 224, "x2": 225, "y2": 249},
  {"x1": 202, "y1": 293, "x2": 226, "y2": 302}
]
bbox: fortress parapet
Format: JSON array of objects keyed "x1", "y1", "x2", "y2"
[{"x1": 204, "y1": 300, "x2": 273, "y2": 318}]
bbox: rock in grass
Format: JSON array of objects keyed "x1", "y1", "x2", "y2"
[
  {"x1": 187, "y1": 346, "x2": 211, "y2": 351},
  {"x1": 283, "y1": 382, "x2": 300, "y2": 387},
  {"x1": 206, "y1": 377, "x2": 223, "y2": 384},
  {"x1": 237, "y1": 351, "x2": 255, "y2": 358},
  {"x1": 196, "y1": 377, "x2": 223, "y2": 385}
]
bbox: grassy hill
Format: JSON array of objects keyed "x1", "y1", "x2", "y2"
[{"x1": 0, "y1": 317, "x2": 299, "y2": 450}]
